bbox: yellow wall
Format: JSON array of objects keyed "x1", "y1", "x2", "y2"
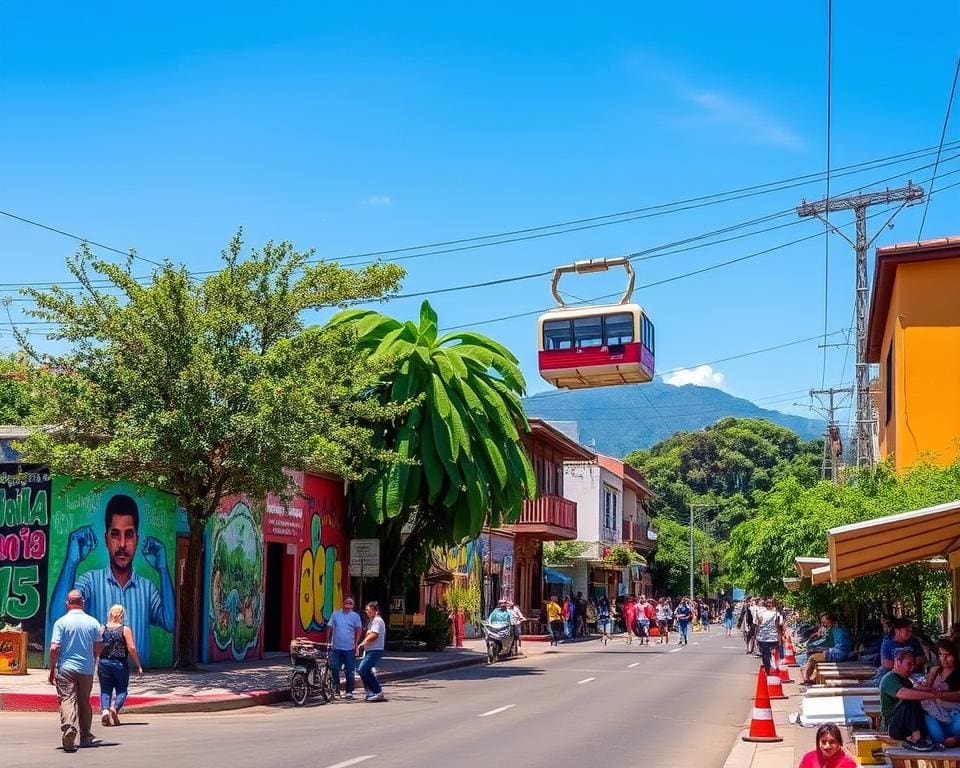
[{"x1": 878, "y1": 259, "x2": 960, "y2": 470}]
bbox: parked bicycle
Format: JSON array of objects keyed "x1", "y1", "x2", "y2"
[{"x1": 290, "y1": 638, "x2": 337, "y2": 706}]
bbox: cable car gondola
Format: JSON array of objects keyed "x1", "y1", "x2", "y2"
[{"x1": 537, "y1": 257, "x2": 655, "y2": 390}]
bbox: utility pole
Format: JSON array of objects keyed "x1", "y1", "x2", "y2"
[
  {"x1": 809, "y1": 387, "x2": 853, "y2": 481},
  {"x1": 688, "y1": 503, "x2": 715, "y2": 602},
  {"x1": 798, "y1": 182, "x2": 925, "y2": 467}
]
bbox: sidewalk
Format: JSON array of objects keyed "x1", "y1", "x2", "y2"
[
  {"x1": 723, "y1": 683, "x2": 818, "y2": 768},
  {"x1": 0, "y1": 637, "x2": 569, "y2": 715}
]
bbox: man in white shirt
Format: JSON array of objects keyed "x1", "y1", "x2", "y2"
[
  {"x1": 357, "y1": 601, "x2": 387, "y2": 702},
  {"x1": 326, "y1": 596, "x2": 363, "y2": 699}
]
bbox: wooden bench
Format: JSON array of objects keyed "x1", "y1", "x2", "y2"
[{"x1": 886, "y1": 747, "x2": 960, "y2": 767}]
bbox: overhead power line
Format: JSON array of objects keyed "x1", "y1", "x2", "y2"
[{"x1": 918, "y1": 53, "x2": 960, "y2": 242}]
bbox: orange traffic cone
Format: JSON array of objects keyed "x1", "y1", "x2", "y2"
[
  {"x1": 776, "y1": 648, "x2": 793, "y2": 684},
  {"x1": 783, "y1": 635, "x2": 799, "y2": 667},
  {"x1": 742, "y1": 666, "x2": 783, "y2": 743},
  {"x1": 765, "y1": 654, "x2": 788, "y2": 700}
]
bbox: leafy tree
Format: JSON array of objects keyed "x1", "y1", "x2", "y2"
[
  {"x1": 650, "y1": 518, "x2": 714, "y2": 597},
  {"x1": 625, "y1": 417, "x2": 821, "y2": 539},
  {"x1": 543, "y1": 540, "x2": 589, "y2": 565},
  {"x1": 327, "y1": 300, "x2": 536, "y2": 603},
  {"x1": 15, "y1": 235, "x2": 405, "y2": 668},
  {"x1": 0, "y1": 354, "x2": 40, "y2": 424},
  {"x1": 724, "y1": 460, "x2": 960, "y2": 634}
]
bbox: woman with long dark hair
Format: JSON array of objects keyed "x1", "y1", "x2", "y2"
[{"x1": 798, "y1": 723, "x2": 856, "y2": 768}]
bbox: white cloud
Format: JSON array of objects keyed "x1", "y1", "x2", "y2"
[
  {"x1": 360, "y1": 195, "x2": 392, "y2": 207},
  {"x1": 664, "y1": 364, "x2": 726, "y2": 389},
  {"x1": 679, "y1": 89, "x2": 804, "y2": 151}
]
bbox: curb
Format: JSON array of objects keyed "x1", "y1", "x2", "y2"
[{"x1": 0, "y1": 654, "x2": 493, "y2": 715}]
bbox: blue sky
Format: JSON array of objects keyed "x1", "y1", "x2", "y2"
[{"x1": 2, "y1": 3, "x2": 959, "y2": 430}]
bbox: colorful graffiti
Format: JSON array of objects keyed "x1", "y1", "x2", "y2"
[
  {"x1": 298, "y1": 513, "x2": 343, "y2": 632},
  {"x1": 206, "y1": 500, "x2": 263, "y2": 662},
  {"x1": 0, "y1": 466, "x2": 50, "y2": 661},
  {"x1": 46, "y1": 478, "x2": 177, "y2": 668},
  {"x1": 297, "y1": 475, "x2": 348, "y2": 638}
]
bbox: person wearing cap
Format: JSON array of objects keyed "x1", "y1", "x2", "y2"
[
  {"x1": 326, "y1": 595, "x2": 363, "y2": 699},
  {"x1": 488, "y1": 598, "x2": 512, "y2": 626},
  {"x1": 48, "y1": 590, "x2": 104, "y2": 752}
]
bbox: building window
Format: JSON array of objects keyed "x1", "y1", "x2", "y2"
[{"x1": 885, "y1": 342, "x2": 894, "y2": 426}]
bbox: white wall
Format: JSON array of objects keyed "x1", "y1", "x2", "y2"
[{"x1": 563, "y1": 461, "x2": 600, "y2": 541}]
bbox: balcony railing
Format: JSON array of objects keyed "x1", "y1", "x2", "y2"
[
  {"x1": 516, "y1": 495, "x2": 577, "y2": 530},
  {"x1": 622, "y1": 519, "x2": 654, "y2": 546}
]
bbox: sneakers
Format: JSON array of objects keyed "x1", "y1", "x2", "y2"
[
  {"x1": 903, "y1": 739, "x2": 938, "y2": 752},
  {"x1": 62, "y1": 727, "x2": 78, "y2": 752},
  {"x1": 344, "y1": 692, "x2": 354, "y2": 700},
  {"x1": 101, "y1": 710, "x2": 111, "y2": 727},
  {"x1": 365, "y1": 692, "x2": 385, "y2": 702},
  {"x1": 79, "y1": 736, "x2": 97, "y2": 748},
  {"x1": 109, "y1": 707, "x2": 120, "y2": 726}
]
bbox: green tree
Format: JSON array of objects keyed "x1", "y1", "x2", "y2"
[
  {"x1": 15, "y1": 236, "x2": 405, "y2": 668},
  {"x1": 724, "y1": 461, "x2": 960, "y2": 635},
  {"x1": 543, "y1": 540, "x2": 589, "y2": 565},
  {"x1": 327, "y1": 300, "x2": 536, "y2": 601},
  {"x1": 650, "y1": 518, "x2": 714, "y2": 597},
  {"x1": 0, "y1": 354, "x2": 41, "y2": 424},
  {"x1": 625, "y1": 417, "x2": 821, "y2": 539}
]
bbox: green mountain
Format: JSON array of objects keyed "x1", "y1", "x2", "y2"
[{"x1": 523, "y1": 381, "x2": 825, "y2": 458}]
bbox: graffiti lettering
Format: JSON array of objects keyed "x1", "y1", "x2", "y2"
[
  {"x1": 298, "y1": 512, "x2": 343, "y2": 632},
  {"x1": 0, "y1": 487, "x2": 48, "y2": 527},
  {"x1": 0, "y1": 564, "x2": 41, "y2": 620}
]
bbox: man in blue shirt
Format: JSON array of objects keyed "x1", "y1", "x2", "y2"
[
  {"x1": 326, "y1": 596, "x2": 363, "y2": 699},
  {"x1": 487, "y1": 599, "x2": 513, "y2": 626},
  {"x1": 48, "y1": 590, "x2": 103, "y2": 752},
  {"x1": 50, "y1": 493, "x2": 175, "y2": 666},
  {"x1": 881, "y1": 618, "x2": 927, "y2": 672}
]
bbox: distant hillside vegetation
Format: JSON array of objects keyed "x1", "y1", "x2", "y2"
[{"x1": 522, "y1": 380, "x2": 824, "y2": 457}]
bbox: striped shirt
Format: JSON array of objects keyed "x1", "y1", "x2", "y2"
[{"x1": 75, "y1": 568, "x2": 170, "y2": 664}]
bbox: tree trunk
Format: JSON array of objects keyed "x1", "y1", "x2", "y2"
[{"x1": 174, "y1": 515, "x2": 205, "y2": 670}]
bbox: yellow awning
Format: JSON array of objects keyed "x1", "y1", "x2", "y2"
[
  {"x1": 811, "y1": 565, "x2": 833, "y2": 585},
  {"x1": 795, "y1": 556, "x2": 830, "y2": 577},
  {"x1": 827, "y1": 500, "x2": 960, "y2": 583}
]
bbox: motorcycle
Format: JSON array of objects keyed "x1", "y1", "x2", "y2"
[{"x1": 481, "y1": 621, "x2": 518, "y2": 663}]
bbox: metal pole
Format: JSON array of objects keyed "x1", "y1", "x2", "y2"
[{"x1": 689, "y1": 503, "x2": 695, "y2": 602}]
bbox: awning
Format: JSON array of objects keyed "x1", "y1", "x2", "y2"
[
  {"x1": 795, "y1": 556, "x2": 829, "y2": 577},
  {"x1": 782, "y1": 577, "x2": 802, "y2": 591},
  {"x1": 544, "y1": 566, "x2": 573, "y2": 585},
  {"x1": 811, "y1": 566, "x2": 832, "y2": 585},
  {"x1": 827, "y1": 500, "x2": 960, "y2": 583}
]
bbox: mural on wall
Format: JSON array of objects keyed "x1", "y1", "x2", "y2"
[
  {"x1": 442, "y1": 534, "x2": 515, "y2": 607},
  {"x1": 205, "y1": 499, "x2": 264, "y2": 663},
  {"x1": 46, "y1": 478, "x2": 177, "y2": 668},
  {"x1": 297, "y1": 477, "x2": 347, "y2": 638},
  {"x1": 0, "y1": 466, "x2": 50, "y2": 666}
]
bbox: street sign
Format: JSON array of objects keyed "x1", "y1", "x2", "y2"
[{"x1": 349, "y1": 538, "x2": 380, "y2": 577}]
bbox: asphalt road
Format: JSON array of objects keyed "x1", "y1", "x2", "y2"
[{"x1": 1, "y1": 631, "x2": 760, "y2": 768}]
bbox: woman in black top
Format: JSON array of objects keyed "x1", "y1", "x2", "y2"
[{"x1": 98, "y1": 604, "x2": 143, "y2": 727}]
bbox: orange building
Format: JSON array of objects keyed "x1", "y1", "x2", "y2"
[{"x1": 867, "y1": 237, "x2": 960, "y2": 471}]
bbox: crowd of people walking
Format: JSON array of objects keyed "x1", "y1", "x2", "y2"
[{"x1": 543, "y1": 592, "x2": 721, "y2": 645}]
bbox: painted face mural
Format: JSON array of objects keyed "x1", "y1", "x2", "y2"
[
  {"x1": 207, "y1": 501, "x2": 264, "y2": 662},
  {"x1": 298, "y1": 512, "x2": 344, "y2": 633}
]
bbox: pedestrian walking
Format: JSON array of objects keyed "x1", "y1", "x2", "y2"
[
  {"x1": 700, "y1": 602, "x2": 711, "y2": 631},
  {"x1": 563, "y1": 596, "x2": 574, "y2": 640},
  {"x1": 357, "y1": 601, "x2": 386, "y2": 702},
  {"x1": 98, "y1": 604, "x2": 143, "y2": 727},
  {"x1": 48, "y1": 589, "x2": 103, "y2": 752},
  {"x1": 326, "y1": 596, "x2": 363, "y2": 699},
  {"x1": 755, "y1": 597, "x2": 784, "y2": 674},
  {"x1": 597, "y1": 596, "x2": 611, "y2": 643},
  {"x1": 656, "y1": 598, "x2": 672, "y2": 644},
  {"x1": 722, "y1": 601, "x2": 735, "y2": 637},
  {"x1": 675, "y1": 598, "x2": 693, "y2": 645},
  {"x1": 545, "y1": 595, "x2": 565, "y2": 645}
]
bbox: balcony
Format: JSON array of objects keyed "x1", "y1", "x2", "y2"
[
  {"x1": 498, "y1": 495, "x2": 578, "y2": 540},
  {"x1": 622, "y1": 519, "x2": 656, "y2": 550}
]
